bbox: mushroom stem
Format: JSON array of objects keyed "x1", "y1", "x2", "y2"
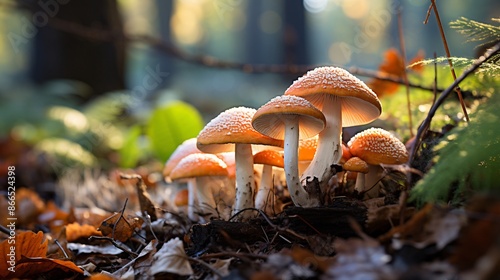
[
  {"x1": 186, "y1": 179, "x2": 199, "y2": 222},
  {"x1": 195, "y1": 177, "x2": 219, "y2": 219},
  {"x1": 233, "y1": 143, "x2": 255, "y2": 220},
  {"x1": 301, "y1": 96, "x2": 342, "y2": 196},
  {"x1": 354, "y1": 172, "x2": 366, "y2": 193},
  {"x1": 255, "y1": 164, "x2": 274, "y2": 214},
  {"x1": 283, "y1": 117, "x2": 320, "y2": 207},
  {"x1": 364, "y1": 164, "x2": 384, "y2": 198}
]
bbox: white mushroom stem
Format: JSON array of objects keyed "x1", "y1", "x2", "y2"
[
  {"x1": 255, "y1": 164, "x2": 275, "y2": 215},
  {"x1": 195, "y1": 177, "x2": 219, "y2": 218},
  {"x1": 283, "y1": 117, "x2": 320, "y2": 207},
  {"x1": 354, "y1": 172, "x2": 366, "y2": 193},
  {"x1": 233, "y1": 143, "x2": 255, "y2": 220},
  {"x1": 186, "y1": 179, "x2": 199, "y2": 222},
  {"x1": 364, "y1": 164, "x2": 385, "y2": 197},
  {"x1": 301, "y1": 96, "x2": 342, "y2": 195}
]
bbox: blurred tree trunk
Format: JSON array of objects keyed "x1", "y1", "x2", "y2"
[
  {"x1": 27, "y1": 0, "x2": 125, "y2": 101},
  {"x1": 283, "y1": 2, "x2": 308, "y2": 66}
]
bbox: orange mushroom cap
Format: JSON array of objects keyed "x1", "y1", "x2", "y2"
[
  {"x1": 163, "y1": 138, "x2": 201, "y2": 178},
  {"x1": 197, "y1": 107, "x2": 283, "y2": 153},
  {"x1": 169, "y1": 153, "x2": 228, "y2": 180},
  {"x1": 343, "y1": 157, "x2": 369, "y2": 173},
  {"x1": 253, "y1": 150, "x2": 285, "y2": 168},
  {"x1": 252, "y1": 95, "x2": 326, "y2": 140},
  {"x1": 284, "y1": 66, "x2": 381, "y2": 127},
  {"x1": 347, "y1": 128, "x2": 409, "y2": 165}
]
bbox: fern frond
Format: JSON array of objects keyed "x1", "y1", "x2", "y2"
[
  {"x1": 408, "y1": 56, "x2": 500, "y2": 76},
  {"x1": 450, "y1": 17, "x2": 500, "y2": 47},
  {"x1": 410, "y1": 93, "x2": 500, "y2": 205}
]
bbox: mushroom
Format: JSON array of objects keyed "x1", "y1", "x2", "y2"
[
  {"x1": 169, "y1": 153, "x2": 229, "y2": 222},
  {"x1": 284, "y1": 67, "x2": 381, "y2": 197},
  {"x1": 253, "y1": 149, "x2": 285, "y2": 215},
  {"x1": 347, "y1": 128, "x2": 408, "y2": 195},
  {"x1": 197, "y1": 107, "x2": 283, "y2": 220},
  {"x1": 252, "y1": 95, "x2": 326, "y2": 207},
  {"x1": 342, "y1": 156, "x2": 369, "y2": 193},
  {"x1": 163, "y1": 138, "x2": 201, "y2": 182}
]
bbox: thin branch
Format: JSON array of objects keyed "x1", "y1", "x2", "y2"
[
  {"x1": 409, "y1": 42, "x2": 500, "y2": 167},
  {"x1": 4, "y1": 2, "x2": 448, "y2": 94},
  {"x1": 427, "y1": 0, "x2": 470, "y2": 122}
]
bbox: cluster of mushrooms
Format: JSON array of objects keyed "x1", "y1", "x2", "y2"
[{"x1": 163, "y1": 66, "x2": 409, "y2": 222}]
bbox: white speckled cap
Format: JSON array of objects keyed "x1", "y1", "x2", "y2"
[
  {"x1": 347, "y1": 128, "x2": 408, "y2": 165},
  {"x1": 197, "y1": 107, "x2": 283, "y2": 153},
  {"x1": 285, "y1": 66, "x2": 382, "y2": 127},
  {"x1": 252, "y1": 95, "x2": 326, "y2": 140}
]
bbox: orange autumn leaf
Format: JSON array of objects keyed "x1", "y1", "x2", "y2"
[
  {"x1": 16, "y1": 188, "x2": 45, "y2": 226},
  {"x1": 66, "y1": 222, "x2": 103, "y2": 242},
  {"x1": 98, "y1": 213, "x2": 143, "y2": 242},
  {"x1": 369, "y1": 48, "x2": 425, "y2": 98},
  {"x1": 38, "y1": 201, "x2": 74, "y2": 233},
  {"x1": 0, "y1": 231, "x2": 83, "y2": 278}
]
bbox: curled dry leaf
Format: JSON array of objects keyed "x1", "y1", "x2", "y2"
[
  {"x1": 66, "y1": 222, "x2": 102, "y2": 242},
  {"x1": 0, "y1": 231, "x2": 83, "y2": 279},
  {"x1": 98, "y1": 212, "x2": 143, "y2": 242},
  {"x1": 150, "y1": 237, "x2": 193, "y2": 276}
]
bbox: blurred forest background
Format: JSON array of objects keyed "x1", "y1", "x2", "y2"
[{"x1": 0, "y1": 0, "x2": 498, "y2": 194}]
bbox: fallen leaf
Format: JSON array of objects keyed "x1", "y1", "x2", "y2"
[
  {"x1": 67, "y1": 243, "x2": 124, "y2": 255},
  {"x1": 150, "y1": 237, "x2": 193, "y2": 276},
  {"x1": 66, "y1": 222, "x2": 102, "y2": 242},
  {"x1": 38, "y1": 200, "x2": 73, "y2": 232},
  {"x1": 0, "y1": 231, "x2": 83, "y2": 279},
  {"x1": 16, "y1": 188, "x2": 45, "y2": 226},
  {"x1": 113, "y1": 240, "x2": 158, "y2": 279},
  {"x1": 98, "y1": 212, "x2": 143, "y2": 242}
]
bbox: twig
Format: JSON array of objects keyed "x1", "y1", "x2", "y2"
[
  {"x1": 4, "y1": 1, "x2": 448, "y2": 93},
  {"x1": 409, "y1": 42, "x2": 500, "y2": 167},
  {"x1": 54, "y1": 239, "x2": 70, "y2": 259},
  {"x1": 426, "y1": 0, "x2": 470, "y2": 122},
  {"x1": 88, "y1": 236, "x2": 138, "y2": 257},
  {"x1": 397, "y1": 7, "x2": 414, "y2": 138}
]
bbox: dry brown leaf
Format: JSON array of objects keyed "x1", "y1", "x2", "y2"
[
  {"x1": 38, "y1": 201, "x2": 73, "y2": 232},
  {"x1": 286, "y1": 245, "x2": 333, "y2": 272},
  {"x1": 98, "y1": 212, "x2": 143, "y2": 242},
  {"x1": 66, "y1": 222, "x2": 102, "y2": 242},
  {"x1": 16, "y1": 188, "x2": 45, "y2": 226},
  {"x1": 0, "y1": 231, "x2": 83, "y2": 278}
]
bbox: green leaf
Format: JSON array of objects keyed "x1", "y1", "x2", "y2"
[
  {"x1": 119, "y1": 125, "x2": 143, "y2": 168},
  {"x1": 146, "y1": 101, "x2": 204, "y2": 162}
]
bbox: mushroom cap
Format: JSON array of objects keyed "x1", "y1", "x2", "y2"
[
  {"x1": 163, "y1": 138, "x2": 201, "y2": 177},
  {"x1": 347, "y1": 128, "x2": 409, "y2": 165},
  {"x1": 298, "y1": 136, "x2": 318, "y2": 161},
  {"x1": 169, "y1": 153, "x2": 228, "y2": 180},
  {"x1": 341, "y1": 143, "x2": 352, "y2": 164},
  {"x1": 197, "y1": 107, "x2": 283, "y2": 153},
  {"x1": 174, "y1": 189, "x2": 189, "y2": 207},
  {"x1": 253, "y1": 150, "x2": 285, "y2": 168},
  {"x1": 284, "y1": 66, "x2": 382, "y2": 127},
  {"x1": 216, "y1": 152, "x2": 236, "y2": 179},
  {"x1": 252, "y1": 95, "x2": 326, "y2": 140},
  {"x1": 343, "y1": 157, "x2": 369, "y2": 173}
]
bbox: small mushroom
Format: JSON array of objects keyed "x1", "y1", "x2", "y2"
[
  {"x1": 252, "y1": 95, "x2": 326, "y2": 207},
  {"x1": 342, "y1": 156, "x2": 369, "y2": 193},
  {"x1": 197, "y1": 107, "x2": 283, "y2": 220},
  {"x1": 347, "y1": 128, "x2": 408, "y2": 195},
  {"x1": 253, "y1": 149, "x2": 285, "y2": 215},
  {"x1": 285, "y1": 67, "x2": 381, "y2": 196},
  {"x1": 163, "y1": 138, "x2": 201, "y2": 182},
  {"x1": 169, "y1": 153, "x2": 229, "y2": 222}
]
